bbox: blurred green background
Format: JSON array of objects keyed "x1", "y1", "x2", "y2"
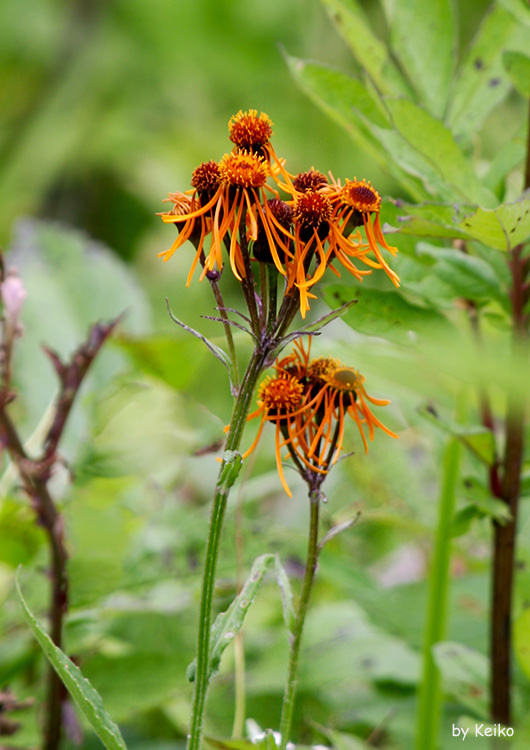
[{"x1": 1, "y1": 1, "x2": 529, "y2": 749}]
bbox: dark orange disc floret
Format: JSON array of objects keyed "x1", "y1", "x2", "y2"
[
  {"x1": 293, "y1": 168, "x2": 328, "y2": 193},
  {"x1": 259, "y1": 375, "x2": 304, "y2": 414},
  {"x1": 293, "y1": 191, "x2": 332, "y2": 229},
  {"x1": 219, "y1": 151, "x2": 269, "y2": 189},
  {"x1": 191, "y1": 160, "x2": 221, "y2": 195},
  {"x1": 229, "y1": 109, "x2": 273, "y2": 149},
  {"x1": 340, "y1": 179, "x2": 381, "y2": 213}
]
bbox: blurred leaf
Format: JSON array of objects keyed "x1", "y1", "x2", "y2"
[
  {"x1": 503, "y1": 50, "x2": 530, "y2": 97},
  {"x1": 116, "y1": 333, "x2": 205, "y2": 391},
  {"x1": 324, "y1": 284, "x2": 450, "y2": 346},
  {"x1": 419, "y1": 407, "x2": 497, "y2": 465},
  {"x1": 322, "y1": 729, "x2": 369, "y2": 750},
  {"x1": 484, "y1": 138, "x2": 526, "y2": 193},
  {"x1": 0, "y1": 499, "x2": 43, "y2": 567},
  {"x1": 496, "y1": 0, "x2": 530, "y2": 26},
  {"x1": 188, "y1": 554, "x2": 275, "y2": 682},
  {"x1": 383, "y1": 98, "x2": 497, "y2": 207},
  {"x1": 433, "y1": 642, "x2": 488, "y2": 717},
  {"x1": 416, "y1": 243, "x2": 506, "y2": 306},
  {"x1": 447, "y1": 5, "x2": 520, "y2": 140},
  {"x1": 319, "y1": 0, "x2": 411, "y2": 97},
  {"x1": 15, "y1": 570, "x2": 127, "y2": 750},
  {"x1": 274, "y1": 555, "x2": 295, "y2": 635},
  {"x1": 461, "y1": 477, "x2": 512, "y2": 524},
  {"x1": 385, "y1": 0, "x2": 455, "y2": 117},
  {"x1": 515, "y1": 607, "x2": 530, "y2": 679}
]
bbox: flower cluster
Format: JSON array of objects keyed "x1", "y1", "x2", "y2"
[
  {"x1": 243, "y1": 340, "x2": 397, "y2": 496},
  {"x1": 159, "y1": 109, "x2": 399, "y2": 318}
]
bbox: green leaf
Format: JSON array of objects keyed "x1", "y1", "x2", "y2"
[
  {"x1": 383, "y1": 98, "x2": 497, "y2": 207},
  {"x1": 208, "y1": 553, "x2": 275, "y2": 678},
  {"x1": 385, "y1": 0, "x2": 455, "y2": 117},
  {"x1": 274, "y1": 555, "x2": 295, "y2": 634},
  {"x1": 324, "y1": 284, "x2": 450, "y2": 346},
  {"x1": 115, "y1": 334, "x2": 205, "y2": 391},
  {"x1": 319, "y1": 0, "x2": 411, "y2": 97},
  {"x1": 419, "y1": 407, "x2": 497, "y2": 465},
  {"x1": 433, "y1": 642, "x2": 488, "y2": 717},
  {"x1": 461, "y1": 477, "x2": 512, "y2": 524},
  {"x1": 15, "y1": 570, "x2": 127, "y2": 750},
  {"x1": 415, "y1": 243, "x2": 506, "y2": 305},
  {"x1": 216, "y1": 451, "x2": 243, "y2": 493},
  {"x1": 483, "y1": 137, "x2": 526, "y2": 193},
  {"x1": 496, "y1": 0, "x2": 530, "y2": 26},
  {"x1": 503, "y1": 50, "x2": 530, "y2": 97},
  {"x1": 285, "y1": 56, "x2": 428, "y2": 201},
  {"x1": 447, "y1": 5, "x2": 523, "y2": 140},
  {"x1": 392, "y1": 194, "x2": 530, "y2": 250},
  {"x1": 188, "y1": 554, "x2": 275, "y2": 682}
]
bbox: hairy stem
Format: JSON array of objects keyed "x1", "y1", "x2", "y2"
[
  {"x1": 187, "y1": 346, "x2": 271, "y2": 750},
  {"x1": 279, "y1": 492, "x2": 320, "y2": 750}
]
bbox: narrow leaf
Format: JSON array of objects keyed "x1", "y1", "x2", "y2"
[
  {"x1": 320, "y1": 0, "x2": 411, "y2": 97},
  {"x1": 208, "y1": 554, "x2": 275, "y2": 678},
  {"x1": 433, "y1": 642, "x2": 488, "y2": 717},
  {"x1": 166, "y1": 299, "x2": 232, "y2": 374},
  {"x1": 318, "y1": 514, "x2": 360, "y2": 551},
  {"x1": 384, "y1": 98, "x2": 497, "y2": 207},
  {"x1": 447, "y1": 5, "x2": 522, "y2": 140},
  {"x1": 15, "y1": 570, "x2": 127, "y2": 750},
  {"x1": 386, "y1": 0, "x2": 455, "y2": 117}
]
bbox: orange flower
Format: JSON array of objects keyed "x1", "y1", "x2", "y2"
[
  {"x1": 242, "y1": 374, "x2": 306, "y2": 497},
  {"x1": 244, "y1": 340, "x2": 398, "y2": 496},
  {"x1": 327, "y1": 177, "x2": 400, "y2": 287}
]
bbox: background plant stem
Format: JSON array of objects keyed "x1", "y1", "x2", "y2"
[
  {"x1": 491, "y1": 244, "x2": 528, "y2": 725},
  {"x1": 279, "y1": 491, "x2": 320, "y2": 750},
  {"x1": 415, "y1": 391, "x2": 465, "y2": 750}
]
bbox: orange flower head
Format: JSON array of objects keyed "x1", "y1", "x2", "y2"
[
  {"x1": 229, "y1": 110, "x2": 273, "y2": 151},
  {"x1": 219, "y1": 150, "x2": 269, "y2": 189},
  {"x1": 293, "y1": 191, "x2": 332, "y2": 230},
  {"x1": 307, "y1": 357, "x2": 339, "y2": 385},
  {"x1": 323, "y1": 365, "x2": 364, "y2": 393},
  {"x1": 191, "y1": 160, "x2": 221, "y2": 198},
  {"x1": 259, "y1": 375, "x2": 304, "y2": 416},
  {"x1": 163, "y1": 191, "x2": 196, "y2": 217},
  {"x1": 340, "y1": 179, "x2": 381, "y2": 213},
  {"x1": 293, "y1": 168, "x2": 328, "y2": 193}
]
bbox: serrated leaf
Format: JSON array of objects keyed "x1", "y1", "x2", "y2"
[
  {"x1": 503, "y1": 50, "x2": 530, "y2": 97},
  {"x1": 391, "y1": 194, "x2": 530, "y2": 250},
  {"x1": 433, "y1": 642, "x2": 488, "y2": 717},
  {"x1": 387, "y1": 0, "x2": 455, "y2": 117},
  {"x1": 384, "y1": 98, "x2": 497, "y2": 207},
  {"x1": 207, "y1": 554, "x2": 275, "y2": 679},
  {"x1": 15, "y1": 570, "x2": 127, "y2": 750},
  {"x1": 320, "y1": 0, "x2": 411, "y2": 97},
  {"x1": 447, "y1": 5, "x2": 522, "y2": 140},
  {"x1": 324, "y1": 284, "x2": 450, "y2": 346},
  {"x1": 274, "y1": 555, "x2": 295, "y2": 634}
]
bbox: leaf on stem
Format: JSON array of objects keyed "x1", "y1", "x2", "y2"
[
  {"x1": 274, "y1": 555, "x2": 295, "y2": 635},
  {"x1": 15, "y1": 569, "x2": 127, "y2": 750},
  {"x1": 187, "y1": 554, "x2": 275, "y2": 682}
]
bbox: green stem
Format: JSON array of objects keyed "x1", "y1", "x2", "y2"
[
  {"x1": 279, "y1": 492, "x2": 320, "y2": 750},
  {"x1": 187, "y1": 346, "x2": 270, "y2": 750},
  {"x1": 415, "y1": 391, "x2": 466, "y2": 750},
  {"x1": 209, "y1": 278, "x2": 240, "y2": 389}
]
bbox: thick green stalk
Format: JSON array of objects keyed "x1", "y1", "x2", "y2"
[
  {"x1": 416, "y1": 394, "x2": 465, "y2": 750},
  {"x1": 187, "y1": 346, "x2": 270, "y2": 750},
  {"x1": 279, "y1": 492, "x2": 320, "y2": 750}
]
